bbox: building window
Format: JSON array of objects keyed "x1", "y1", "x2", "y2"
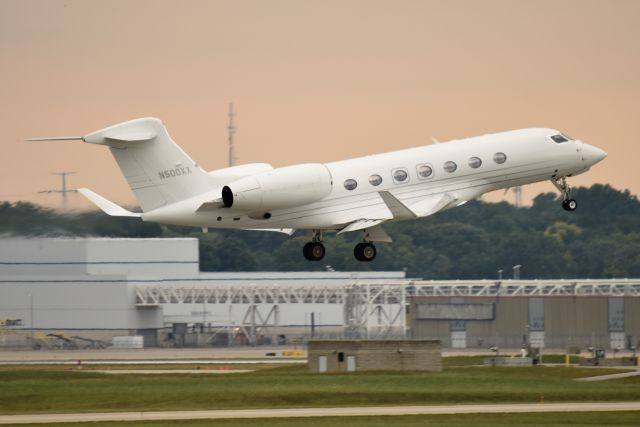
[
  {"x1": 443, "y1": 161, "x2": 457, "y2": 173},
  {"x1": 493, "y1": 152, "x2": 507, "y2": 164},
  {"x1": 343, "y1": 179, "x2": 358, "y2": 190},
  {"x1": 392, "y1": 168, "x2": 409, "y2": 183},
  {"x1": 416, "y1": 164, "x2": 433, "y2": 179},
  {"x1": 468, "y1": 157, "x2": 482, "y2": 169},
  {"x1": 368, "y1": 174, "x2": 383, "y2": 186}
]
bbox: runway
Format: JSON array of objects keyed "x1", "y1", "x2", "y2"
[{"x1": 1, "y1": 402, "x2": 639, "y2": 424}]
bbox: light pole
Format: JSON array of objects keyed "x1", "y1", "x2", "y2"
[
  {"x1": 497, "y1": 269, "x2": 503, "y2": 281},
  {"x1": 512, "y1": 265, "x2": 521, "y2": 280},
  {"x1": 29, "y1": 293, "x2": 34, "y2": 338}
]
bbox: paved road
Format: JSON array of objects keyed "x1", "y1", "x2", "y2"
[
  {"x1": 1, "y1": 402, "x2": 639, "y2": 424},
  {"x1": 576, "y1": 369, "x2": 640, "y2": 382},
  {"x1": 93, "y1": 369, "x2": 254, "y2": 374}
]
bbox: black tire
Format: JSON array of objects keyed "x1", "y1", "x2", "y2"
[
  {"x1": 361, "y1": 243, "x2": 377, "y2": 262},
  {"x1": 303, "y1": 242, "x2": 325, "y2": 261},
  {"x1": 310, "y1": 242, "x2": 325, "y2": 261},
  {"x1": 354, "y1": 242, "x2": 376, "y2": 262},
  {"x1": 562, "y1": 199, "x2": 577, "y2": 211},
  {"x1": 302, "y1": 242, "x2": 314, "y2": 261}
]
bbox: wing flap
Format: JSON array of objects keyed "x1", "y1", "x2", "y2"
[
  {"x1": 337, "y1": 219, "x2": 386, "y2": 234},
  {"x1": 243, "y1": 228, "x2": 295, "y2": 236}
]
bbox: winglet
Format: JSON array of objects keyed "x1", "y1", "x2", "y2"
[
  {"x1": 378, "y1": 191, "x2": 417, "y2": 220},
  {"x1": 78, "y1": 188, "x2": 141, "y2": 217}
]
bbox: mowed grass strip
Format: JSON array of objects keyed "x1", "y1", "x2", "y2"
[
  {"x1": 1, "y1": 365, "x2": 639, "y2": 414},
  {"x1": 7, "y1": 412, "x2": 640, "y2": 427}
]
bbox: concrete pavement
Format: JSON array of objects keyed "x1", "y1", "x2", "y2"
[{"x1": 1, "y1": 402, "x2": 640, "y2": 424}]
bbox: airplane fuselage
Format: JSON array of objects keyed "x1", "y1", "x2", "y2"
[{"x1": 143, "y1": 127, "x2": 604, "y2": 230}]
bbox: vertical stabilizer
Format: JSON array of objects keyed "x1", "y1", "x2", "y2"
[{"x1": 83, "y1": 118, "x2": 213, "y2": 212}]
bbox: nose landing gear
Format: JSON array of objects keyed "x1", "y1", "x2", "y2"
[{"x1": 551, "y1": 177, "x2": 578, "y2": 211}]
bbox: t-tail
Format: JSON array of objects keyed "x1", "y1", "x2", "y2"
[{"x1": 28, "y1": 118, "x2": 215, "y2": 214}]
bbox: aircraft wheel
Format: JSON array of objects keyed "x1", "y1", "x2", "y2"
[
  {"x1": 354, "y1": 242, "x2": 376, "y2": 262},
  {"x1": 562, "y1": 199, "x2": 577, "y2": 211},
  {"x1": 353, "y1": 243, "x2": 365, "y2": 261},
  {"x1": 303, "y1": 242, "x2": 325, "y2": 261}
]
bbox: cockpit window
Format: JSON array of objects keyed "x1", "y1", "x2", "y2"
[{"x1": 551, "y1": 134, "x2": 569, "y2": 143}]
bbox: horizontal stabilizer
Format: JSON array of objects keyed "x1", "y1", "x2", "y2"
[
  {"x1": 78, "y1": 188, "x2": 141, "y2": 218},
  {"x1": 337, "y1": 219, "x2": 386, "y2": 234},
  {"x1": 104, "y1": 131, "x2": 156, "y2": 142},
  {"x1": 196, "y1": 199, "x2": 224, "y2": 212}
]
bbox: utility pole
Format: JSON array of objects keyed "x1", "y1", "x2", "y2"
[
  {"x1": 513, "y1": 186, "x2": 523, "y2": 208},
  {"x1": 39, "y1": 171, "x2": 76, "y2": 212},
  {"x1": 228, "y1": 103, "x2": 237, "y2": 167}
]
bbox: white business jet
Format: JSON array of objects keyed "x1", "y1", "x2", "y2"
[{"x1": 29, "y1": 118, "x2": 606, "y2": 262}]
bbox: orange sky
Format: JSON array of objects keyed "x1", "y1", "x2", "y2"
[{"x1": 1, "y1": 0, "x2": 638, "y2": 210}]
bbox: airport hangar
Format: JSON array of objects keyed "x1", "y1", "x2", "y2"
[{"x1": 0, "y1": 237, "x2": 638, "y2": 351}]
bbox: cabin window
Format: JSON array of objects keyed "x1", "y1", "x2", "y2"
[
  {"x1": 344, "y1": 179, "x2": 358, "y2": 190},
  {"x1": 551, "y1": 134, "x2": 569, "y2": 143},
  {"x1": 443, "y1": 161, "x2": 457, "y2": 173},
  {"x1": 392, "y1": 168, "x2": 409, "y2": 183},
  {"x1": 416, "y1": 164, "x2": 433, "y2": 179},
  {"x1": 493, "y1": 152, "x2": 507, "y2": 164},
  {"x1": 369, "y1": 174, "x2": 383, "y2": 186},
  {"x1": 468, "y1": 157, "x2": 482, "y2": 169}
]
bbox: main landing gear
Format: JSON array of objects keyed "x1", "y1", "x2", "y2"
[
  {"x1": 354, "y1": 242, "x2": 377, "y2": 262},
  {"x1": 551, "y1": 177, "x2": 577, "y2": 211},
  {"x1": 302, "y1": 230, "x2": 378, "y2": 262},
  {"x1": 302, "y1": 230, "x2": 325, "y2": 261}
]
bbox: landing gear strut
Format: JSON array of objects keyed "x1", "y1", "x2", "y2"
[
  {"x1": 302, "y1": 230, "x2": 325, "y2": 261},
  {"x1": 354, "y1": 242, "x2": 377, "y2": 262},
  {"x1": 551, "y1": 177, "x2": 577, "y2": 212}
]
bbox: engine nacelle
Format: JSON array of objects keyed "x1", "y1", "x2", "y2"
[{"x1": 221, "y1": 163, "x2": 332, "y2": 212}]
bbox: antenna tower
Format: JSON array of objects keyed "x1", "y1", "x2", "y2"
[
  {"x1": 39, "y1": 171, "x2": 76, "y2": 212},
  {"x1": 513, "y1": 186, "x2": 523, "y2": 208},
  {"x1": 228, "y1": 103, "x2": 237, "y2": 167}
]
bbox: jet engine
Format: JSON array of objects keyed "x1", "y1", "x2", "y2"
[{"x1": 221, "y1": 163, "x2": 332, "y2": 212}]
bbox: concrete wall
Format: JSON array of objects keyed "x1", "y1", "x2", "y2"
[{"x1": 308, "y1": 340, "x2": 442, "y2": 373}]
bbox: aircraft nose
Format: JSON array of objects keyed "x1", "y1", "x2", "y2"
[{"x1": 582, "y1": 143, "x2": 607, "y2": 166}]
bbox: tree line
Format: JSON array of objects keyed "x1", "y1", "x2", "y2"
[{"x1": 1, "y1": 184, "x2": 638, "y2": 279}]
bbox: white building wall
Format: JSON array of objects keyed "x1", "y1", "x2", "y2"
[
  {"x1": 0, "y1": 277, "x2": 162, "y2": 329},
  {"x1": 0, "y1": 237, "x2": 405, "y2": 331}
]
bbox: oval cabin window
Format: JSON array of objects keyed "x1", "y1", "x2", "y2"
[
  {"x1": 493, "y1": 152, "x2": 507, "y2": 164},
  {"x1": 443, "y1": 161, "x2": 457, "y2": 173},
  {"x1": 417, "y1": 164, "x2": 433, "y2": 179},
  {"x1": 468, "y1": 157, "x2": 482, "y2": 169},
  {"x1": 369, "y1": 174, "x2": 382, "y2": 186},
  {"x1": 392, "y1": 169, "x2": 408, "y2": 183},
  {"x1": 344, "y1": 179, "x2": 358, "y2": 190}
]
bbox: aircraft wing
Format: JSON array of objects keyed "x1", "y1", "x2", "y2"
[
  {"x1": 243, "y1": 228, "x2": 296, "y2": 235},
  {"x1": 337, "y1": 219, "x2": 387, "y2": 234},
  {"x1": 379, "y1": 191, "x2": 459, "y2": 219}
]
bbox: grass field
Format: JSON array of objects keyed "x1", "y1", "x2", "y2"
[
  {"x1": 6, "y1": 412, "x2": 640, "y2": 427},
  {"x1": 1, "y1": 363, "x2": 639, "y2": 415}
]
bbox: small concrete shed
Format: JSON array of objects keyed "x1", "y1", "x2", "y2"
[{"x1": 307, "y1": 340, "x2": 442, "y2": 373}]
